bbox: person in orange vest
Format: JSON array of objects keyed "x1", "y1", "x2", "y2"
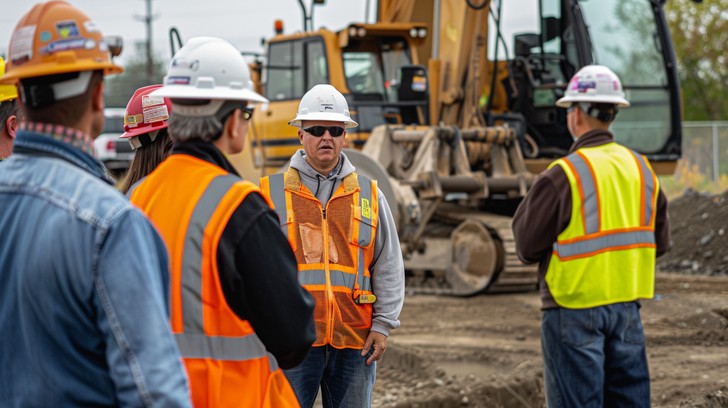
[
  {"x1": 0, "y1": 57, "x2": 21, "y2": 160},
  {"x1": 117, "y1": 84, "x2": 174, "y2": 194},
  {"x1": 0, "y1": 1, "x2": 191, "y2": 405},
  {"x1": 128, "y1": 36, "x2": 316, "y2": 408},
  {"x1": 512, "y1": 65, "x2": 671, "y2": 407},
  {"x1": 260, "y1": 84, "x2": 405, "y2": 408}
]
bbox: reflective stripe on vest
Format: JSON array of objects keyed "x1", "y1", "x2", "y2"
[
  {"x1": 267, "y1": 172, "x2": 288, "y2": 239},
  {"x1": 299, "y1": 269, "x2": 372, "y2": 292},
  {"x1": 175, "y1": 173, "x2": 276, "y2": 372},
  {"x1": 355, "y1": 174, "x2": 373, "y2": 292},
  {"x1": 553, "y1": 150, "x2": 656, "y2": 259}
]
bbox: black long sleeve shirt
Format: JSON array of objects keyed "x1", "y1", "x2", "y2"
[{"x1": 172, "y1": 140, "x2": 315, "y2": 368}]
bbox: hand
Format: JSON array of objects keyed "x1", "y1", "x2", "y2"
[{"x1": 360, "y1": 331, "x2": 387, "y2": 366}]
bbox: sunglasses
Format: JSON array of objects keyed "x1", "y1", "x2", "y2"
[
  {"x1": 240, "y1": 107, "x2": 254, "y2": 121},
  {"x1": 303, "y1": 126, "x2": 345, "y2": 137}
]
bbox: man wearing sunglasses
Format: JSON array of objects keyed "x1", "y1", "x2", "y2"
[
  {"x1": 128, "y1": 37, "x2": 315, "y2": 407},
  {"x1": 260, "y1": 84, "x2": 405, "y2": 408}
]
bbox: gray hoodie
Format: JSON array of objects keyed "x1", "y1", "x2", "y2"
[{"x1": 289, "y1": 149, "x2": 404, "y2": 336}]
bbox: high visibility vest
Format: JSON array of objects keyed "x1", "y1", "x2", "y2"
[
  {"x1": 546, "y1": 142, "x2": 659, "y2": 309},
  {"x1": 130, "y1": 154, "x2": 299, "y2": 408},
  {"x1": 260, "y1": 169, "x2": 378, "y2": 349}
]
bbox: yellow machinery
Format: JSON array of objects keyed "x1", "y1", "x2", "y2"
[{"x1": 175, "y1": 0, "x2": 685, "y2": 295}]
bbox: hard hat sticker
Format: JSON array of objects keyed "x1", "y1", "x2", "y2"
[
  {"x1": 142, "y1": 105, "x2": 169, "y2": 124},
  {"x1": 321, "y1": 103, "x2": 334, "y2": 111},
  {"x1": 141, "y1": 94, "x2": 165, "y2": 107},
  {"x1": 167, "y1": 76, "x2": 191, "y2": 85},
  {"x1": 56, "y1": 20, "x2": 80, "y2": 38},
  {"x1": 39, "y1": 31, "x2": 52, "y2": 43},
  {"x1": 9, "y1": 25, "x2": 36, "y2": 65},
  {"x1": 42, "y1": 38, "x2": 91, "y2": 54},
  {"x1": 124, "y1": 113, "x2": 143, "y2": 128},
  {"x1": 569, "y1": 76, "x2": 596, "y2": 93}
]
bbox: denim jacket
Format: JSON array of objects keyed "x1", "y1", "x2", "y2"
[{"x1": 0, "y1": 126, "x2": 191, "y2": 407}]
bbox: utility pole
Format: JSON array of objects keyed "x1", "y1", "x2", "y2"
[{"x1": 134, "y1": 0, "x2": 158, "y2": 82}]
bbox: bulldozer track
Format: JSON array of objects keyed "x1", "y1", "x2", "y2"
[{"x1": 405, "y1": 205, "x2": 538, "y2": 296}]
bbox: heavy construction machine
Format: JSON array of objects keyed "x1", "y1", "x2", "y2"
[{"x1": 173, "y1": 0, "x2": 684, "y2": 295}]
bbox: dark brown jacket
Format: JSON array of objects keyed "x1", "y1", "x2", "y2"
[{"x1": 512, "y1": 129, "x2": 671, "y2": 309}]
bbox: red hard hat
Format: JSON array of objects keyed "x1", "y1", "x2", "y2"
[{"x1": 120, "y1": 84, "x2": 172, "y2": 139}]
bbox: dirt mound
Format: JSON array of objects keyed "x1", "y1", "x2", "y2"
[{"x1": 657, "y1": 190, "x2": 728, "y2": 276}]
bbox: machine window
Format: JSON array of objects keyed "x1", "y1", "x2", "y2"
[{"x1": 266, "y1": 40, "x2": 304, "y2": 101}]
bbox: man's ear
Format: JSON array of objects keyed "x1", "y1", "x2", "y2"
[
  {"x1": 223, "y1": 109, "x2": 240, "y2": 139},
  {"x1": 6, "y1": 115, "x2": 18, "y2": 139},
  {"x1": 92, "y1": 80, "x2": 104, "y2": 112},
  {"x1": 298, "y1": 128, "x2": 304, "y2": 144}
]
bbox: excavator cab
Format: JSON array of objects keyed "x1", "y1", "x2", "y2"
[{"x1": 503, "y1": 0, "x2": 682, "y2": 174}]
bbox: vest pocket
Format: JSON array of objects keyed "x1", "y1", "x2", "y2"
[{"x1": 350, "y1": 205, "x2": 377, "y2": 247}]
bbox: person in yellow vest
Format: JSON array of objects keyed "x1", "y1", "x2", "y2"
[
  {"x1": 512, "y1": 65, "x2": 670, "y2": 407},
  {"x1": 0, "y1": 57, "x2": 22, "y2": 160},
  {"x1": 260, "y1": 84, "x2": 405, "y2": 408},
  {"x1": 128, "y1": 36, "x2": 316, "y2": 408}
]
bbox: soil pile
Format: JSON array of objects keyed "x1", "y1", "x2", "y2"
[{"x1": 657, "y1": 190, "x2": 728, "y2": 276}]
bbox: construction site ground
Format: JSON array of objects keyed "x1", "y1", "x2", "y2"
[{"x1": 370, "y1": 190, "x2": 728, "y2": 407}]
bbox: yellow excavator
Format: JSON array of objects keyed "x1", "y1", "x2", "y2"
[{"x1": 172, "y1": 0, "x2": 685, "y2": 295}]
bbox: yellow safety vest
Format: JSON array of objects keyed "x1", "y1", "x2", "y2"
[
  {"x1": 546, "y1": 142, "x2": 659, "y2": 309},
  {"x1": 260, "y1": 169, "x2": 378, "y2": 349}
]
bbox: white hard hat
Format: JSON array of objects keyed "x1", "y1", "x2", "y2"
[
  {"x1": 151, "y1": 37, "x2": 268, "y2": 116},
  {"x1": 289, "y1": 84, "x2": 358, "y2": 129},
  {"x1": 556, "y1": 65, "x2": 630, "y2": 108}
]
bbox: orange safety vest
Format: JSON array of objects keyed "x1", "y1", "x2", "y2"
[
  {"x1": 260, "y1": 169, "x2": 378, "y2": 349},
  {"x1": 130, "y1": 154, "x2": 299, "y2": 408},
  {"x1": 546, "y1": 143, "x2": 659, "y2": 308}
]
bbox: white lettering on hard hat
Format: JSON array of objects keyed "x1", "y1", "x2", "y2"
[
  {"x1": 171, "y1": 58, "x2": 200, "y2": 71},
  {"x1": 10, "y1": 25, "x2": 36, "y2": 65},
  {"x1": 84, "y1": 21, "x2": 100, "y2": 33}
]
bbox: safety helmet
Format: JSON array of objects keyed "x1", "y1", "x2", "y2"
[
  {"x1": 0, "y1": 58, "x2": 18, "y2": 102},
  {"x1": 289, "y1": 84, "x2": 358, "y2": 128},
  {"x1": 0, "y1": 1, "x2": 123, "y2": 86},
  {"x1": 119, "y1": 85, "x2": 172, "y2": 149},
  {"x1": 556, "y1": 65, "x2": 630, "y2": 108},
  {"x1": 151, "y1": 36, "x2": 267, "y2": 117}
]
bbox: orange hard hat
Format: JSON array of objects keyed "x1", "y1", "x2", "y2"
[
  {"x1": 0, "y1": 0, "x2": 123, "y2": 85},
  {"x1": 120, "y1": 84, "x2": 172, "y2": 142}
]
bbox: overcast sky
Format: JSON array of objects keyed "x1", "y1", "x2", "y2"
[{"x1": 1, "y1": 0, "x2": 536, "y2": 64}]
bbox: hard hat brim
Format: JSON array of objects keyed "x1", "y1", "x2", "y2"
[
  {"x1": 150, "y1": 85, "x2": 268, "y2": 105},
  {"x1": 556, "y1": 94, "x2": 630, "y2": 108},
  {"x1": 289, "y1": 112, "x2": 358, "y2": 129},
  {"x1": 0, "y1": 62, "x2": 123, "y2": 85}
]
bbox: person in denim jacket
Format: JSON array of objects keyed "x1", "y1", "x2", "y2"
[{"x1": 0, "y1": 2, "x2": 191, "y2": 406}]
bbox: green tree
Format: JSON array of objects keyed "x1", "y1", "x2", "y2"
[
  {"x1": 105, "y1": 41, "x2": 168, "y2": 108},
  {"x1": 665, "y1": 0, "x2": 728, "y2": 121}
]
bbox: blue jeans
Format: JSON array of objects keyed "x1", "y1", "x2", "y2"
[
  {"x1": 284, "y1": 345, "x2": 376, "y2": 408},
  {"x1": 541, "y1": 302, "x2": 650, "y2": 408}
]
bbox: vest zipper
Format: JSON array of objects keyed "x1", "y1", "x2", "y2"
[{"x1": 322, "y1": 199, "x2": 334, "y2": 344}]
